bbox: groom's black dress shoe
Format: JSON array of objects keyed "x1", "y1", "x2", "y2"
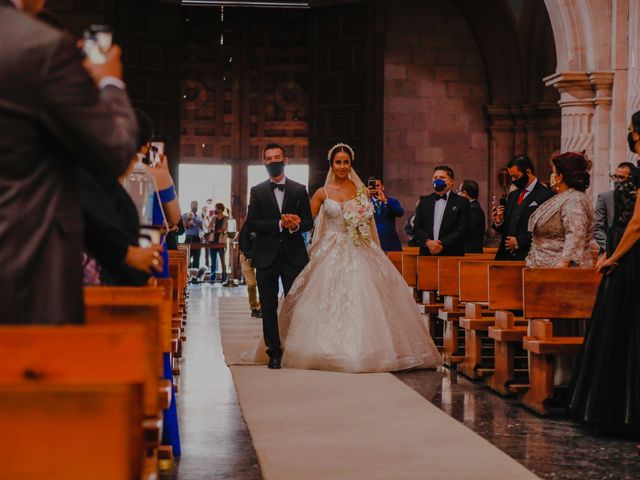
[{"x1": 268, "y1": 357, "x2": 282, "y2": 369}]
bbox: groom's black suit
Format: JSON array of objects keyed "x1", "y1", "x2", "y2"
[{"x1": 247, "y1": 177, "x2": 313, "y2": 360}]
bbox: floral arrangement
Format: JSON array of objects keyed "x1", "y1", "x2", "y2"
[{"x1": 343, "y1": 186, "x2": 374, "y2": 246}]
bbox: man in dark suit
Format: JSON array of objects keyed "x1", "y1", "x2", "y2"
[
  {"x1": 457, "y1": 180, "x2": 486, "y2": 253},
  {"x1": 368, "y1": 175, "x2": 404, "y2": 252},
  {"x1": 593, "y1": 162, "x2": 636, "y2": 255},
  {"x1": 0, "y1": 0, "x2": 137, "y2": 324},
  {"x1": 247, "y1": 143, "x2": 313, "y2": 369},
  {"x1": 413, "y1": 166, "x2": 470, "y2": 256},
  {"x1": 492, "y1": 155, "x2": 553, "y2": 261}
]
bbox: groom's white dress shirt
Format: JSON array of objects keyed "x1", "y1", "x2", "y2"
[{"x1": 272, "y1": 176, "x2": 286, "y2": 212}]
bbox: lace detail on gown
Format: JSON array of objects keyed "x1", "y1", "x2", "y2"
[{"x1": 279, "y1": 197, "x2": 442, "y2": 373}]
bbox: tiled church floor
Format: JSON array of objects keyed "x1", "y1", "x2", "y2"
[{"x1": 167, "y1": 285, "x2": 640, "y2": 480}]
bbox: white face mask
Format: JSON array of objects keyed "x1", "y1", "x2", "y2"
[{"x1": 549, "y1": 173, "x2": 561, "y2": 190}]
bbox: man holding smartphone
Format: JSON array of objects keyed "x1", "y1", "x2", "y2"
[
  {"x1": 492, "y1": 155, "x2": 553, "y2": 261},
  {"x1": 0, "y1": 0, "x2": 137, "y2": 325},
  {"x1": 368, "y1": 175, "x2": 404, "y2": 252}
]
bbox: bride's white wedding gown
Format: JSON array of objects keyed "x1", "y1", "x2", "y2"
[{"x1": 279, "y1": 195, "x2": 442, "y2": 373}]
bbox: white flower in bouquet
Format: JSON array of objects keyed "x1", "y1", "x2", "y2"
[{"x1": 343, "y1": 187, "x2": 374, "y2": 246}]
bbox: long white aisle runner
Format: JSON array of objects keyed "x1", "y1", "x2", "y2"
[{"x1": 219, "y1": 297, "x2": 539, "y2": 480}]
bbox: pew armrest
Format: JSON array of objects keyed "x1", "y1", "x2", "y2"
[{"x1": 522, "y1": 336, "x2": 583, "y2": 354}]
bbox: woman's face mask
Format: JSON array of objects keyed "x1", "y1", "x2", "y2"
[{"x1": 549, "y1": 172, "x2": 561, "y2": 190}]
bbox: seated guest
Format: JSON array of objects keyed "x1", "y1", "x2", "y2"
[
  {"x1": 413, "y1": 166, "x2": 469, "y2": 256},
  {"x1": 526, "y1": 152, "x2": 594, "y2": 268},
  {"x1": 0, "y1": 0, "x2": 137, "y2": 325},
  {"x1": 368, "y1": 175, "x2": 404, "y2": 252},
  {"x1": 457, "y1": 180, "x2": 485, "y2": 253},
  {"x1": 593, "y1": 162, "x2": 636, "y2": 256},
  {"x1": 492, "y1": 155, "x2": 553, "y2": 260}
]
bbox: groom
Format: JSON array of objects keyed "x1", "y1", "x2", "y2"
[{"x1": 247, "y1": 143, "x2": 313, "y2": 369}]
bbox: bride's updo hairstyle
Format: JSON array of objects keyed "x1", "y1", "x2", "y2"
[
  {"x1": 328, "y1": 143, "x2": 355, "y2": 166},
  {"x1": 552, "y1": 151, "x2": 591, "y2": 192}
]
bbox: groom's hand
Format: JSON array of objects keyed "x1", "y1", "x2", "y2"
[{"x1": 281, "y1": 214, "x2": 301, "y2": 231}]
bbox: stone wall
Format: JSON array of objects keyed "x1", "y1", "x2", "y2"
[{"x1": 382, "y1": 0, "x2": 489, "y2": 227}]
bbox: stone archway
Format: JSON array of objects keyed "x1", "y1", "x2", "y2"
[{"x1": 542, "y1": 0, "x2": 640, "y2": 196}]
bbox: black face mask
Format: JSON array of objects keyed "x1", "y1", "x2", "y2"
[
  {"x1": 512, "y1": 172, "x2": 529, "y2": 190},
  {"x1": 265, "y1": 161, "x2": 285, "y2": 178},
  {"x1": 628, "y1": 132, "x2": 638, "y2": 154}
]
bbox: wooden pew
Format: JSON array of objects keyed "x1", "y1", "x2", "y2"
[
  {"x1": 519, "y1": 268, "x2": 601, "y2": 415},
  {"x1": 0, "y1": 325, "x2": 149, "y2": 479},
  {"x1": 388, "y1": 251, "x2": 403, "y2": 274},
  {"x1": 486, "y1": 264, "x2": 529, "y2": 394},
  {"x1": 458, "y1": 261, "x2": 525, "y2": 379},
  {"x1": 84, "y1": 287, "x2": 171, "y2": 458},
  {"x1": 401, "y1": 247, "x2": 420, "y2": 288},
  {"x1": 435, "y1": 254, "x2": 494, "y2": 365}
]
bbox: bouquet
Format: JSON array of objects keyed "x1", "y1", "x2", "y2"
[{"x1": 343, "y1": 187, "x2": 374, "y2": 246}]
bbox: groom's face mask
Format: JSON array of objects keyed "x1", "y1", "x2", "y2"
[{"x1": 263, "y1": 147, "x2": 287, "y2": 178}]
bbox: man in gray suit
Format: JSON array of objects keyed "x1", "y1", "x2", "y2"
[
  {"x1": 593, "y1": 162, "x2": 637, "y2": 254},
  {"x1": 0, "y1": 0, "x2": 138, "y2": 324}
]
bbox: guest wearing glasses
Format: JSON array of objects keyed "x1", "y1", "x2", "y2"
[{"x1": 593, "y1": 162, "x2": 637, "y2": 256}]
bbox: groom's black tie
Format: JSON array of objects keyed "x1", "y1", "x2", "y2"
[{"x1": 271, "y1": 183, "x2": 285, "y2": 191}]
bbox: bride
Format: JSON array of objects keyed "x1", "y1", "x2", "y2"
[{"x1": 278, "y1": 143, "x2": 442, "y2": 373}]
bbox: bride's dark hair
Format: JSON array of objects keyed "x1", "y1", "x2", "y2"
[{"x1": 328, "y1": 143, "x2": 355, "y2": 165}]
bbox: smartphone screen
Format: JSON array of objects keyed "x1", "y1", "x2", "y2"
[
  {"x1": 149, "y1": 141, "x2": 165, "y2": 167},
  {"x1": 83, "y1": 25, "x2": 112, "y2": 64}
]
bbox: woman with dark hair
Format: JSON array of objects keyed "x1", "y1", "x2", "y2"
[
  {"x1": 570, "y1": 111, "x2": 640, "y2": 437},
  {"x1": 526, "y1": 152, "x2": 595, "y2": 268},
  {"x1": 271, "y1": 143, "x2": 441, "y2": 373}
]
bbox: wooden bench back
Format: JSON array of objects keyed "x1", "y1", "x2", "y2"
[
  {"x1": 0, "y1": 325, "x2": 146, "y2": 480},
  {"x1": 488, "y1": 264, "x2": 525, "y2": 310},
  {"x1": 417, "y1": 256, "x2": 439, "y2": 291},
  {"x1": 523, "y1": 268, "x2": 601, "y2": 319},
  {"x1": 387, "y1": 251, "x2": 403, "y2": 274},
  {"x1": 459, "y1": 260, "x2": 525, "y2": 303},
  {"x1": 84, "y1": 287, "x2": 165, "y2": 415},
  {"x1": 401, "y1": 251, "x2": 419, "y2": 287},
  {"x1": 437, "y1": 254, "x2": 494, "y2": 296},
  {"x1": 154, "y1": 278, "x2": 175, "y2": 352}
]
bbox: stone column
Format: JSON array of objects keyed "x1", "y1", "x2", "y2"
[
  {"x1": 485, "y1": 105, "x2": 515, "y2": 199},
  {"x1": 544, "y1": 71, "x2": 615, "y2": 199}
]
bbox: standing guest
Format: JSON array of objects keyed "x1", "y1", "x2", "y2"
[
  {"x1": 413, "y1": 166, "x2": 469, "y2": 256},
  {"x1": 81, "y1": 110, "x2": 165, "y2": 286},
  {"x1": 492, "y1": 155, "x2": 553, "y2": 260},
  {"x1": 368, "y1": 175, "x2": 404, "y2": 252},
  {"x1": 183, "y1": 201, "x2": 204, "y2": 268},
  {"x1": 403, "y1": 201, "x2": 421, "y2": 247},
  {"x1": 593, "y1": 162, "x2": 637, "y2": 255},
  {"x1": 209, "y1": 203, "x2": 228, "y2": 283},
  {"x1": 201, "y1": 205, "x2": 212, "y2": 268},
  {"x1": 457, "y1": 180, "x2": 486, "y2": 253},
  {"x1": 526, "y1": 152, "x2": 594, "y2": 268},
  {"x1": 571, "y1": 111, "x2": 640, "y2": 436},
  {"x1": 0, "y1": 0, "x2": 137, "y2": 325},
  {"x1": 238, "y1": 221, "x2": 262, "y2": 318}
]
